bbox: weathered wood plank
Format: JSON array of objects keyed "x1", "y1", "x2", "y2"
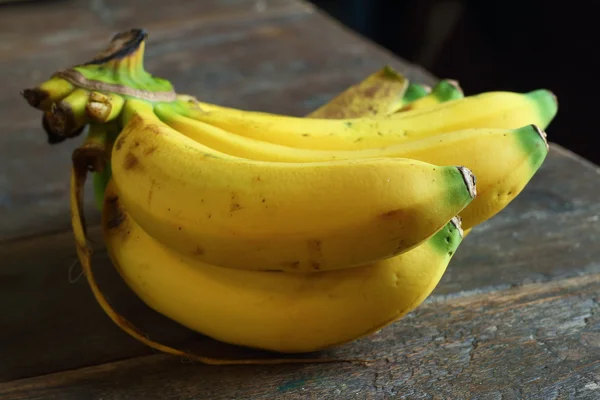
[
  {"x1": 1, "y1": 274, "x2": 598, "y2": 400},
  {"x1": 1, "y1": 145, "x2": 598, "y2": 382},
  {"x1": 0, "y1": 8, "x2": 434, "y2": 241},
  {"x1": 0, "y1": 0, "x2": 311, "y2": 60}
]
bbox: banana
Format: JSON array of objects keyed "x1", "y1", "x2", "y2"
[
  {"x1": 371, "y1": 124, "x2": 549, "y2": 229},
  {"x1": 177, "y1": 79, "x2": 444, "y2": 122},
  {"x1": 176, "y1": 89, "x2": 557, "y2": 151},
  {"x1": 156, "y1": 102, "x2": 547, "y2": 229},
  {"x1": 396, "y1": 79, "x2": 463, "y2": 112},
  {"x1": 154, "y1": 78, "x2": 466, "y2": 164},
  {"x1": 306, "y1": 65, "x2": 408, "y2": 118},
  {"x1": 401, "y1": 82, "x2": 431, "y2": 104},
  {"x1": 103, "y1": 181, "x2": 465, "y2": 353},
  {"x1": 22, "y1": 75, "x2": 75, "y2": 111},
  {"x1": 175, "y1": 80, "x2": 430, "y2": 119},
  {"x1": 111, "y1": 98, "x2": 476, "y2": 272}
]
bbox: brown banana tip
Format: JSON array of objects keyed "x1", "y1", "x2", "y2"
[
  {"x1": 532, "y1": 124, "x2": 550, "y2": 151},
  {"x1": 49, "y1": 104, "x2": 69, "y2": 134},
  {"x1": 22, "y1": 88, "x2": 47, "y2": 109},
  {"x1": 51, "y1": 103, "x2": 84, "y2": 137},
  {"x1": 457, "y1": 166, "x2": 477, "y2": 199},
  {"x1": 42, "y1": 114, "x2": 66, "y2": 144},
  {"x1": 450, "y1": 216, "x2": 464, "y2": 238},
  {"x1": 84, "y1": 28, "x2": 147, "y2": 66}
]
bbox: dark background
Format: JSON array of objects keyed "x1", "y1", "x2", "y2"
[{"x1": 309, "y1": 0, "x2": 600, "y2": 165}]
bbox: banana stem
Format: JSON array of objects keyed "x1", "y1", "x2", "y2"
[
  {"x1": 23, "y1": 28, "x2": 177, "y2": 144},
  {"x1": 87, "y1": 92, "x2": 126, "y2": 123}
]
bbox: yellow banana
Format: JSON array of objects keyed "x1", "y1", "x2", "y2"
[
  {"x1": 306, "y1": 65, "x2": 409, "y2": 118},
  {"x1": 110, "y1": 99, "x2": 476, "y2": 272},
  {"x1": 175, "y1": 89, "x2": 556, "y2": 151},
  {"x1": 178, "y1": 78, "x2": 449, "y2": 121},
  {"x1": 156, "y1": 103, "x2": 548, "y2": 230},
  {"x1": 103, "y1": 182, "x2": 465, "y2": 353}
]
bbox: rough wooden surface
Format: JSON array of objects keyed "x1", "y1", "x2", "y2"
[
  {"x1": 1, "y1": 0, "x2": 599, "y2": 398},
  {"x1": 1, "y1": 273, "x2": 598, "y2": 399}
]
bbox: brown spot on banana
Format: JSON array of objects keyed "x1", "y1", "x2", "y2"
[
  {"x1": 114, "y1": 135, "x2": 126, "y2": 151},
  {"x1": 281, "y1": 261, "x2": 300, "y2": 269},
  {"x1": 307, "y1": 239, "x2": 323, "y2": 268},
  {"x1": 230, "y1": 192, "x2": 242, "y2": 212},
  {"x1": 145, "y1": 124, "x2": 160, "y2": 135},
  {"x1": 147, "y1": 178, "x2": 156, "y2": 205},
  {"x1": 192, "y1": 246, "x2": 205, "y2": 256},
  {"x1": 307, "y1": 239, "x2": 322, "y2": 254},
  {"x1": 103, "y1": 195, "x2": 127, "y2": 232},
  {"x1": 379, "y1": 209, "x2": 404, "y2": 219},
  {"x1": 144, "y1": 146, "x2": 157, "y2": 155},
  {"x1": 123, "y1": 153, "x2": 140, "y2": 170}
]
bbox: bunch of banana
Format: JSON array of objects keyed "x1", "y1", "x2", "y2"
[{"x1": 22, "y1": 29, "x2": 556, "y2": 364}]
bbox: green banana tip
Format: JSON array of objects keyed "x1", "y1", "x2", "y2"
[
  {"x1": 526, "y1": 89, "x2": 558, "y2": 127},
  {"x1": 515, "y1": 124, "x2": 550, "y2": 152},
  {"x1": 433, "y1": 79, "x2": 464, "y2": 100}
]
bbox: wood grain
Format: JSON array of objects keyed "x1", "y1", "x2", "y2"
[
  {"x1": 1, "y1": 145, "x2": 598, "y2": 382},
  {"x1": 1, "y1": 273, "x2": 598, "y2": 399},
  {"x1": 0, "y1": 5, "x2": 434, "y2": 241}
]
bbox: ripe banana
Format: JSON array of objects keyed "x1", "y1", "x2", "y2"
[
  {"x1": 156, "y1": 102, "x2": 547, "y2": 229},
  {"x1": 176, "y1": 80, "x2": 431, "y2": 119},
  {"x1": 179, "y1": 78, "x2": 448, "y2": 121},
  {"x1": 176, "y1": 89, "x2": 557, "y2": 150},
  {"x1": 103, "y1": 181, "x2": 465, "y2": 353},
  {"x1": 304, "y1": 65, "x2": 409, "y2": 118},
  {"x1": 111, "y1": 98, "x2": 476, "y2": 272}
]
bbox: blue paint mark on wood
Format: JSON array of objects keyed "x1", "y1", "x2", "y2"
[{"x1": 277, "y1": 378, "x2": 306, "y2": 392}]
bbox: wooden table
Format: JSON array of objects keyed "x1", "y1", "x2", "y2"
[{"x1": 1, "y1": 1, "x2": 599, "y2": 398}]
